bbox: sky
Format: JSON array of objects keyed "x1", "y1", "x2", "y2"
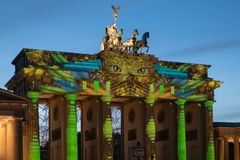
[{"x1": 0, "y1": 0, "x2": 240, "y2": 122}]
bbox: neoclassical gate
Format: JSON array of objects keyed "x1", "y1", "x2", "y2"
[
  {"x1": 5, "y1": 5, "x2": 222, "y2": 160},
  {"x1": 6, "y1": 47, "x2": 221, "y2": 160}
]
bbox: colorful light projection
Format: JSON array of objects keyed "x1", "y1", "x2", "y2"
[
  {"x1": 10, "y1": 49, "x2": 222, "y2": 103},
  {"x1": 7, "y1": 48, "x2": 221, "y2": 160}
]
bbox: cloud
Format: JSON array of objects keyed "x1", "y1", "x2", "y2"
[{"x1": 160, "y1": 38, "x2": 240, "y2": 58}]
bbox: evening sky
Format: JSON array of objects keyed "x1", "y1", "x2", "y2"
[{"x1": 0, "y1": 0, "x2": 240, "y2": 122}]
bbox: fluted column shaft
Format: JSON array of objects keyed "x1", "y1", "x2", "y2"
[
  {"x1": 175, "y1": 99, "x2": 187, "y2": 160},
  {"x1": 205, "y1": 100, "x2": 215, "y2": 160},
  {"x1": 27, "y1": 91, "x2": 41, "y2": 160},
  {"x1": 65, "y1": 93, "x2": 78, "y2": 160},
  {"x1": 234, "y1": 137, "x2": 239, "y2": 160},
  {"x1": 0, "y1": 123, "x2": 7, "y2": 160},
  {"x1": 145, "y1": 95, "x2": 156, "y2": 160},
  {"x1": 224, "y1": 138, "x2": 229, "y2": 160},
  {"x1": 101, "y1": 92, "x2": 113, "y2": 160},
  {"x1": 219, "y1": 138, "x2": 224, "y2": 160},
  {"x1": 7, "y1": 119, "x2": 21, "y2": 160}
]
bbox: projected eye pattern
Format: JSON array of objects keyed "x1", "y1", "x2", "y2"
[{"x1": 19, "y1": 49, "x2": 221, "y2": 101}]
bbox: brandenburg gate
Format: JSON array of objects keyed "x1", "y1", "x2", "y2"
[{"x1": 5, "y1": 6, "x2": 221, "y2": 160}]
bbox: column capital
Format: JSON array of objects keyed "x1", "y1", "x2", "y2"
[
  {"x1": 101, "y1": 94, "x2": 113, "y2": 105},
  {"x1": 27, "y1": 91, "x2": 41, "y2": 103},
  {"x1": 8, "y1": 117, "x2": 22, "y2": 123},
  {"x1": 145, "y1": 95, "x2": 156, "y2": 106},
  {"x1": 175, "y1": 99, "x2": 186, "y2": 107},
  {"x1": 204, "y1": 100, "x2": 214, "y2": 109},
  {"x1": 223, "y1": 137, "x2": 229, "y2": 141},
  {"x1": 234, "y1": 137, "x2": 240, "y2": 141},
  {"x1": 65, "y1": 93, "x2": 78, "y2": 101}
]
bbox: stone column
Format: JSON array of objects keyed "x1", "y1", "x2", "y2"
[
  {"x1": 145, "y1": 93, "x2": 156, "y2": 160},
  {"x1": 234, "y1": 137, "x2": 239, "y2": 160},
  {"x1": 7, "y1": 119, "x2": 15, "y2": 160},
  {"x1": 215, "y1": 137, "x2": 218, "y2": 160},
  {"x1": 101, "y1": 91, "x2": 113, "y2": 160},
  {"x1": 204, "y1": 100, "x2": 215, "y2": 160},
  {"x1": 65, "y1": 93, "x2": 78, "y2": 160},
  {"x1": 22, "y1": 122, "x2": 27, "y2": 160},
  {"x1": 16, "y1": 119, "x2": 22, "y2": 160},
  {"x1": 224, "y1": 137, "x2": 229, "y2": 160},
  {"x1": 6, "y1": 118, "x2": 21, "y2": 160},
  {"x1": 219, "y1": 138, "x2": 224, "y2": 160},
  {"x1": 175, "y1": 99, "x2": 187, "y2": 160},
  {"x1": 27, "y1": 91, "x2": 41, "y2": 160},
  {"x1": 0, "y1": 123, "x2": 7, "y2": 160}
]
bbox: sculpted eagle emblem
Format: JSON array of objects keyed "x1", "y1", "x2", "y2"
[{"x1": 112, "y1": 5, "x2": 120, "y2": 22}]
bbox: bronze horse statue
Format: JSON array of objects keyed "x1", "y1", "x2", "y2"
[
  {"x1": 122, "y1": 29, "x2": 139, "y2": 53},
  {"x1": 135, "y1": 32, "x2": 150, "y2": 53}
]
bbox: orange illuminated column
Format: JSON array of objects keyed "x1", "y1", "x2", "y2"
[
  {"x1": 0, "y1": 121, "x2": 7, "y2": 160},
  {"x1": 6, "y1": 118, "x2": 21, "y2": 160},
  {"x1": 234, "y1": 137, "x2": 239, "y2": 160}
]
